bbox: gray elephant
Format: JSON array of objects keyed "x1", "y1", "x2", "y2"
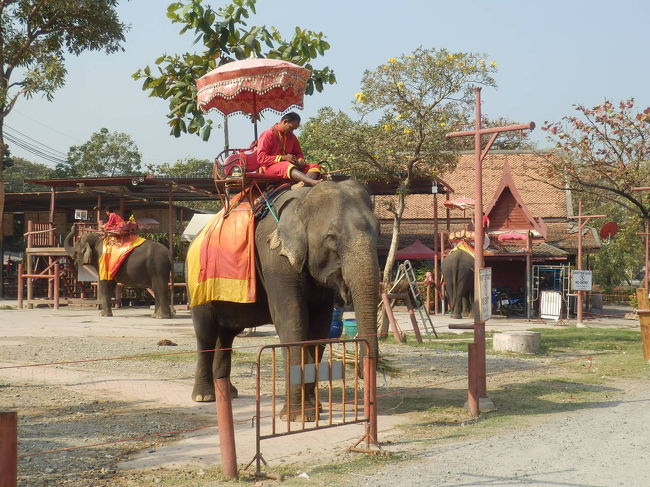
[
  {"x1": 441, "y1": 246, "x2": 474, "y2": 319},
  {"x1": 189, "y1": 180, "x2": 380, "y2": 421},
  {"x1": 64, "y1": 229, "x2": 173, "y2": 318}
]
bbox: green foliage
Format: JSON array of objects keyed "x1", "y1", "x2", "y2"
[
  {"x1": 301, "y1": 48, "x2": 497, "y2": 182},
  {"x1": 146, "y1": 157, "x2": 213, "y2": 178},
  {"x1": 55, "y1": 128, "x2": 142, "y2": 177},
  {"x1": 592, "y1": 214, "x2": 644, "y2": 288},
  {"x1": 542, "y1": 100, "x2": 650, "y2": 221},
  {"x1": 4, "y1": 156, "x2": 54, "y2": 192},
  {"x1": 300, "y1": 47, "x2": 497, "y2": 284},
  {"x1": 132, "y1": 0, "x2": 335, "y2": 141}
]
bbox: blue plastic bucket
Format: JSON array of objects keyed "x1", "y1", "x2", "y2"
[
  {"x1": 328, "y1": 308, "x2": 344, "y2": 338},
  {"x1": 343, "y1": 319, "x2": 358, "y2": 337}
]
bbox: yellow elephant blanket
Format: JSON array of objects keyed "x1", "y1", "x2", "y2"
[
  {"x1": 99, "y1": 234, "x2": 146, "y2": 280},
  {"x1": 186, "y1": 194, "x2": 256, "y2": 306}
]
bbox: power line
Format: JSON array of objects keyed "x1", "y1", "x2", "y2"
[
  {"x1": 5, "y1": 124, "x2": 68, "y2": 158},
  {"x1": 4, "y1": 132, "x2": 67, "y2": 165}
]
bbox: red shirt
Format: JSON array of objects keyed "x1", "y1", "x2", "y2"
[
  {"x1": 104, "y1": 212, "x2": 125, "y2": 231},
  {"x1": 256, "y1": 124, "x2": 305, "y2": 167}
]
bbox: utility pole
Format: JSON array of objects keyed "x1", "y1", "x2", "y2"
[
  {"x1": 445, "y1": 87, "x2": 534, "y2": 415},
  {"x1": 569, "y1": 199, "x2": 605, "y2": 327}
]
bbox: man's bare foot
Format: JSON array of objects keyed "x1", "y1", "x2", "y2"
[{"x1": 291, "y1": 181, "x2": 305, "y2": 190}]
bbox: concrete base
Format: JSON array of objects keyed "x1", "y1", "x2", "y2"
[
  {"x1": 493, "y1": 331, "x2": 541, "y2": 353},
  {"x1": 464, "y1": 396, "x2": 497, "y2": 413}
]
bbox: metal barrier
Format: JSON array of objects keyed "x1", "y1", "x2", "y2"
[{"x1": 236, "y1": 338, "x2": 379, "y2": 480}]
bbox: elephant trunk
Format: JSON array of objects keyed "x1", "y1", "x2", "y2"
[
  {"x1": 63, "y1": 228, "x2": 76, "y2": 258},
  {"x1": 342, "y1": 242, "x2": 380, "y2": 361}
]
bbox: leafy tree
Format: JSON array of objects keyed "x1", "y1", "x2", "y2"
[
  {"x1": 133, "y1": 0, "x2": 335, "y2": 141},
  {"x1": 146, "y1": 157, "x2": 213, "y2": 178},
  {"x1": 55, "y1": 128, "x2": 142, "y2": 177},
  {"x1": 300, "y1": 47, "x2": 497, "y2": 287},
  {"x1": 542, "y1": 100, "x2": 650, "y2": 220},
  {"x1": 146, "y1": 157, "x2": 221, "y2": 213},
  {"x1": 591, "y1": 214, "x2": 644, "y2": 290},
  {"x1": 542, "y1": 100, "x2": 650, "y2": 290},
  {"x1": 4, "y1": 156, "x2": 54, "y2": 192},
  {"x1": 0, "y1": 0, "x2": 127, "y2": 285}
]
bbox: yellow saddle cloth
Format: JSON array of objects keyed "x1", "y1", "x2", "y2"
[{"x1": 98, "y1": 234, "x2": 146, "y2": 280}]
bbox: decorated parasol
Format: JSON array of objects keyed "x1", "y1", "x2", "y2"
[
  {"x1": 196, "y1": 58, "x2": 311, "y2": 140},
  {"x1": 497, "y1": 231, "x2": 528, "y2": 242}
]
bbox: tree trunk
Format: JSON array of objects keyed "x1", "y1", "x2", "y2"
[
  {"x1": 378, "y1": 191, "x2": 406, "y2": 337},
  {"x1": 0, "y1": 126, "x2": 5, "y2": 299}
]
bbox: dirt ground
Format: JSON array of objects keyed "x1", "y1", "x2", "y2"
[{"x1": 0, "y1": 302, "x2": 648, "y2": 486}]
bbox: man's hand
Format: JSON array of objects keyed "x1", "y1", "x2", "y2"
[{"x1": 281, "y1": 154, "x2": 296, "y2": 162}]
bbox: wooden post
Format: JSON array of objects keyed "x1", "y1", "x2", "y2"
[
  {"x1": 467, "y1": 344, "x2": 479, "y2": 417},
  {"x1": 0, "y1": 411, "x2": 17, "y2": 487},
  {"x1": 215, "y1": 378, "x2": 238, "y2": 479},
  {"x1": 433, "y1": 191, "x2": 439, "y2": 314},
  {"x1": 17, "y1": 263, "x2": 23, "y2": 309},
  {"x1": 381, "y1": 293, "x2": 406, "y2": 343},
  {"x1": 53, "y1": 263, "x2": 60, "y2": 309},
  {"x1": 363, "y1": 356, "x2": 378, "y2": 445}
]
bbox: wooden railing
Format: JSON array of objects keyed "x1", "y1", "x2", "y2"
[{"x1": 25, "y1": 221, "x2": 55, "y2": 248}]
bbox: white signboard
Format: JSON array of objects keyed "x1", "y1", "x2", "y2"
[
  {"x1": 572, "y1": 270, "x2": 593, "y2": 291},
  {"x1": 479, "y1": 268, "x2": 492, "y2": 321}
]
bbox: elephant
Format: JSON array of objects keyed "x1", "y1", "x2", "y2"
[
  {"x1": 64, "y1": 229, "x2": 173, "y2": 318},
  {"x1": 441, "y1": 246, "x2": 474, "y2": 319},
  {"x1": 189, "y1": 180, "x2": 380, "y2": 421}
]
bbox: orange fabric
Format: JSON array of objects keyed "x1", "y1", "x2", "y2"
[
  {"x1": 187, "y1": 191, "x2": 257, "y2": 305},
  {"x1": 99, "y1": 234, "x2": 146, "y2": 280}
]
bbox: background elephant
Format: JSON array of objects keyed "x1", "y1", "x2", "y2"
[
  {"x1": 441, "y1": 247, "x2": 474, "y2": 319},
  {"x1": 64, "y1": 230, "x2": 173, "y2": 318},
  {"x1": 189, "y1": 180, "x2": 380, "y2": 420}
]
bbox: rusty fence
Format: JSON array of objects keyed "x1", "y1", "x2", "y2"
[{"x1": 232, "y1": 338, "x2": 379, "y2": 480}]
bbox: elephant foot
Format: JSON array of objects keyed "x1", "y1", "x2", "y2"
[
  {"x1": 280, "y1": 399, "x2": 321, "y2": 422},
  {"x1": 100, "y1": 310, "x2": 113, "y2": 317},
  {"x1": 450, "y1": 313, "x2": 462, "y2": 319},
  {"x1": 152, "y1": 311, "x2": 173, "y2": 319},
  {"x1": 192, "y1": 383, "x2": 215, "y2": 402},
  {"x1": 191, "y1": 381, "x2": 239, "y2": 402}
]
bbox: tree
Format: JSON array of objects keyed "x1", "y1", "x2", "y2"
[
  {"x1": 146, "y1": 157, "x2": 213, "y2": 178},
  {"x1": 0, "y1": 0, "x2": 128, "y2": 293},
  {"x1": 542, "y1": 100, "x2": 650, "y2": 220},
  {"x1": 55, "y1": 128, "x2": 142, "y2": 177},
  {"x1": 146, "y1": 157, "x2": 221, "y2": 213},
  {"x1": 4, "y1": 156, "x2": 54, "y2": 192},
  {"x1": 542, "y1": 100, "x2": 650, "y2": 289},
  {"x1": 133, "y1": 0, "x2": 335, "y2": 141},
  {"x1": 300, "y1": 47, "x2": 497, "y2": 287}
]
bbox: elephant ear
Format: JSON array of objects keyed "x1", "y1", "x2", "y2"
[{"x1": 268, "y1": 198, "x2": 307, "y2": 271}]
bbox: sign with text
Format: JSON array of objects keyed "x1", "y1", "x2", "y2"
[
  {"x1": 572, "y1": 270, "x2": 593, "y2": 291},
  {"x1": 479, "y1": 268, "x2": 492, "y2": 321}
]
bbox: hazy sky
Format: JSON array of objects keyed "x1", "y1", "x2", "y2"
[{"x1": 6, "y1": 0, "x2": 649, "y2": 168}]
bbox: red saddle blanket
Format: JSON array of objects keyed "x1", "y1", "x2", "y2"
[
  {"x1": 98, "y1": 234, "x2": 146, "y2": 280},
  {"x1": 187, "y1": 192, "x2": 256, "y2": 306}
]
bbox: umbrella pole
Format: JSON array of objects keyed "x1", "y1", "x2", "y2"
[
  {"x1": 253, "y1": 93, "x2": 258, "y2": 140},
  {"x1": 224, "y1": 117, "x2": 230, "y2": 152}
]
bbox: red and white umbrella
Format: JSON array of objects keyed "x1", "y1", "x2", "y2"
[
  {"x1": 497, "y1": 231, "x2": 528, "y2": 242},
  {"x1": 443, "y1": 197, "x2": 475, "y2": 210},
  {"x1": 196, "y1": 58, "x2": 310, "y2": 139}
]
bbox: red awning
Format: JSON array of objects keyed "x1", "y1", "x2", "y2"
[{"x1": 395, "y1": 239, "x2": 438, "y2": 260}]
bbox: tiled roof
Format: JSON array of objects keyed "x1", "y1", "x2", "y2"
[{"x1": 374, "y1": 151, "x2": 567, "y2": 221}]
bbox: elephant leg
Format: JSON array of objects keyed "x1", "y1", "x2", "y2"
[
  {"x1": 98, "y1": 280, "x2": 115, "y2": 317},
  {"x1": 191, "y1": 305, "x2": 218, "y2": 402},
  {"x1": 303, "y1": 289, "x2": 334, "y2": 415},
  {"x1": 265, "y1": 281, "x2": 315, "y2": 421},
  {"x1": 151, "y1": 276, "x2": 172, "y2": 319}
]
